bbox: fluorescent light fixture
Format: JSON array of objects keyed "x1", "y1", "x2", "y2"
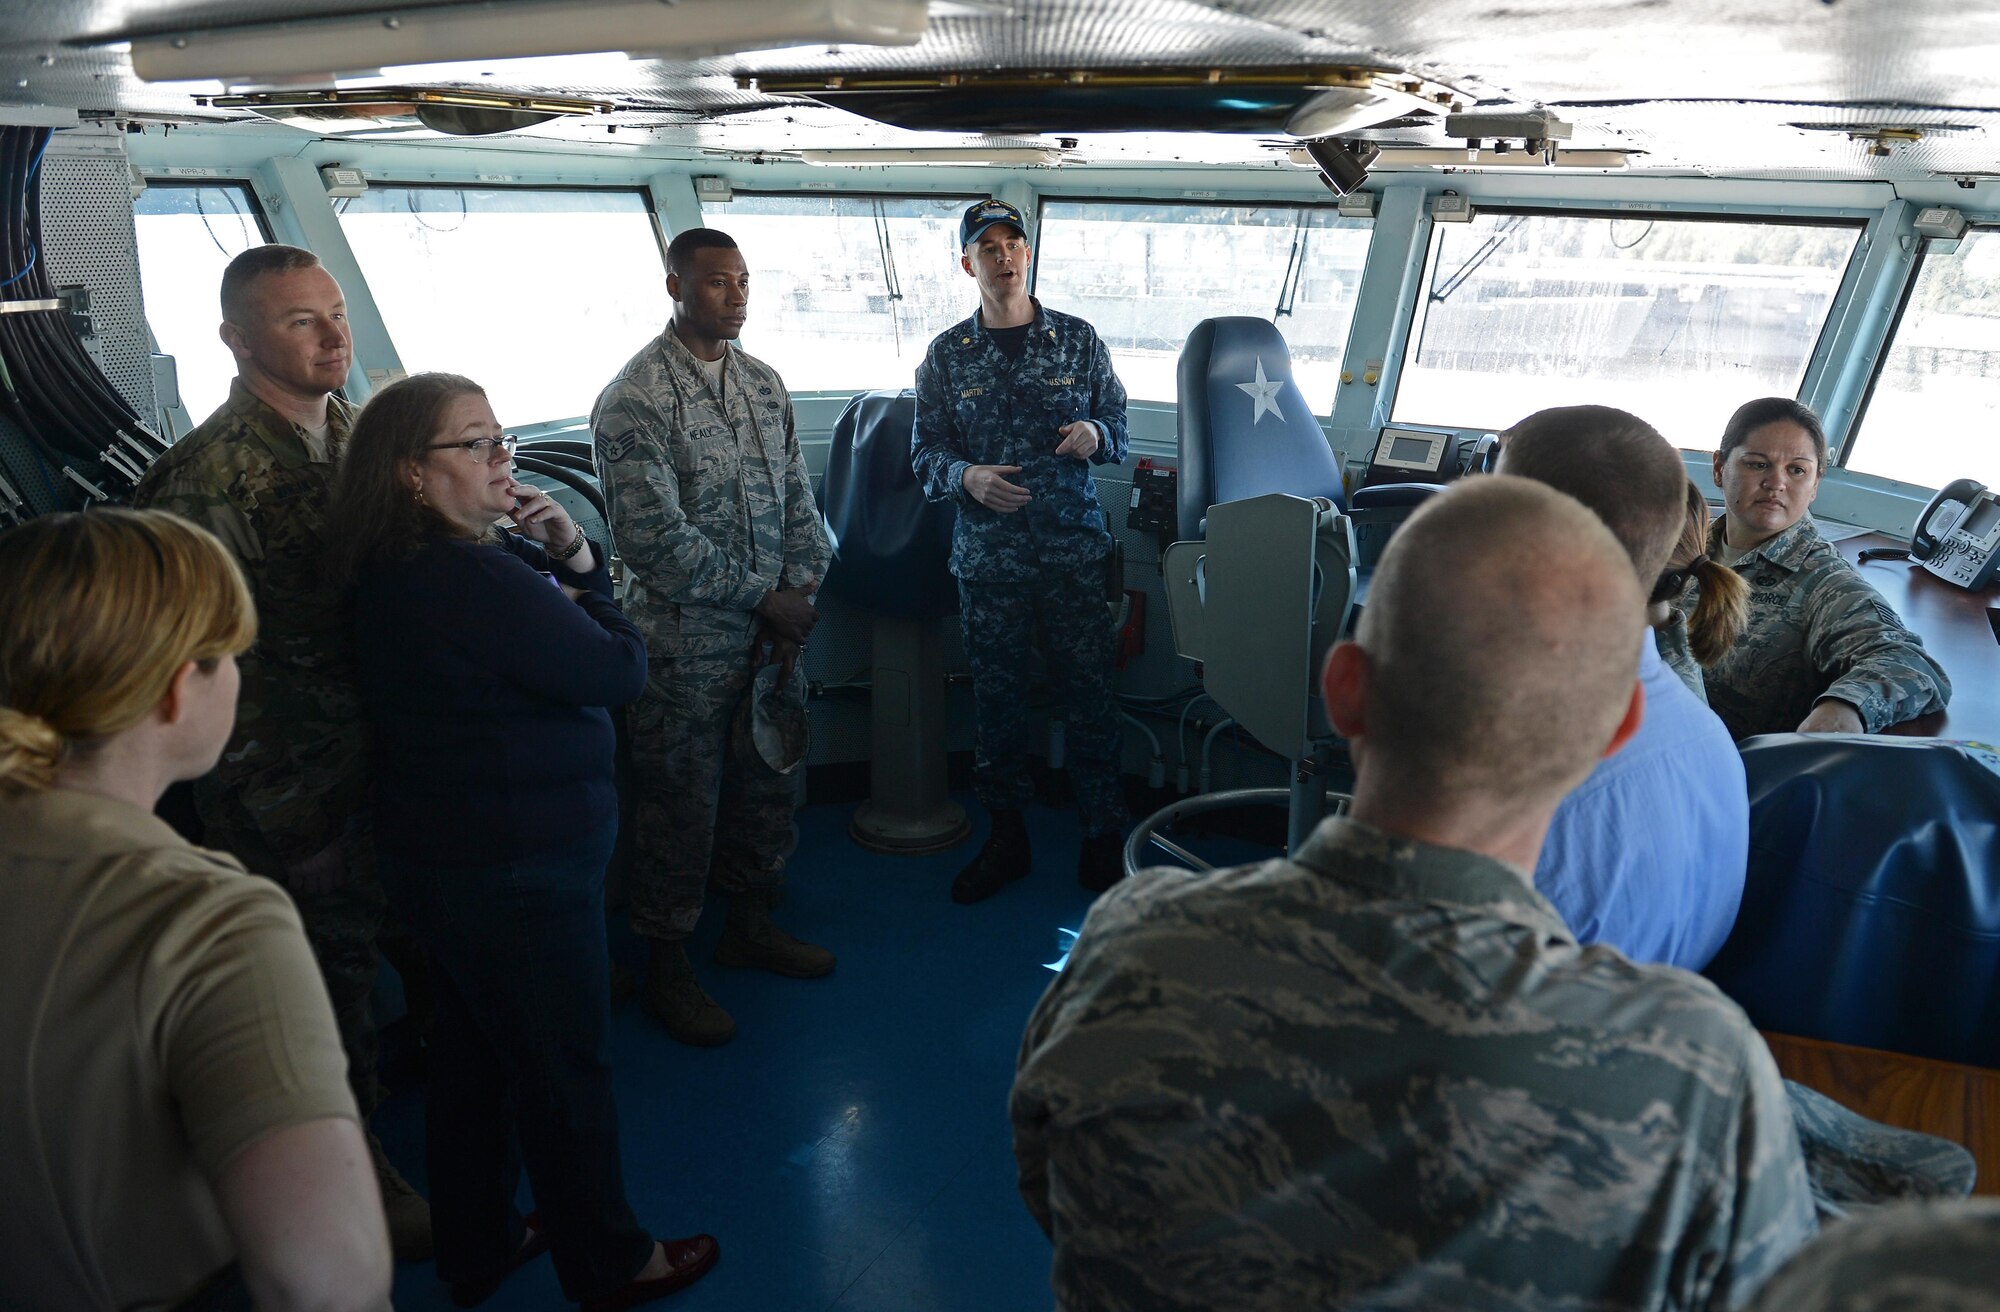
[
  {"x1": 128, "y1": 0, "x2": 928, "y2": 84},
  {"x1": 799, "y1": 147, "x2": 1069, "y2": 166},
  {"x1": 1287, "y1": 146, "x2": 1631, "y2": 171}
]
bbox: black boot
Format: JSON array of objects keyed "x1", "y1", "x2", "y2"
[
  {"x1": 1077, "y1": 832, "x2": 1125, "y2": 894},
  {"x1": 952, "y1": 809, "x2": 1031, "y2": 904}
]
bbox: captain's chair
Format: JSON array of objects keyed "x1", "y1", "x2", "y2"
[
  {"x1": 1138, "y1": 318, "x2": 1359, "y2": 876},
  {"x1": 1175, "y1": 316, "x2": 1345, "y2": 537}
]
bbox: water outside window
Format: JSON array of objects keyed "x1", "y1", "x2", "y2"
[
  {"x1": 696, "y1": 193, "x2": 974, "y2": 394},
  {"x1": 1847, "y1": 229, "x2": 2000, "y2": 492},
  {"x1": 1035, "y1": 201, "x2": 1372, "y2": 413},
  {"x1": 336, "y1": 186, "x2": 668, "y2": 426},
  {"x1": 1392, "y1": 213, "x2": 1861, "y2": 450},
  {"x1": 131, "y1": 182, "x2": 269, "y2": 424}
]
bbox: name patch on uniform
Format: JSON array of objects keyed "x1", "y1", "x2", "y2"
[
  {"x1": 960, "y1": 387, "x2": 986, "y2": 398},
  {"x1": 1049, "y1": 377, "x2": 1076, "y2": 387}
]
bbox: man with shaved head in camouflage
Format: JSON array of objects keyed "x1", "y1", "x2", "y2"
[{"x1": 1012, "y1": 476, "x2": 1817, "y2": 1311}]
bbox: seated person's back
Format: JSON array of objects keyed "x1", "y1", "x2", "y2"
[
  {"x1": 1497, "y1": 407, "x2": 1749, "y2": 969},
  {"x1": 1012, "y1": 478, "x2": 1815, "y2": 1312},
  {"x1": 0, "y1": 510, "x2": 387, "y2": 1312}
]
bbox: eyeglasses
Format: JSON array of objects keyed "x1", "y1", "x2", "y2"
[{"x1": 428, "y1": 435, "x2": 518, "y2": 463}]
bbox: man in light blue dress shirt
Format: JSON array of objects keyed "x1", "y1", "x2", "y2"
[{"x1": 1499, "y1": 406, "x2": 1748, "y2": 970}]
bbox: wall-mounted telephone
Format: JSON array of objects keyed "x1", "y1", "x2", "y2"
[{"x1": 1911, "y1": 478, "x2": 2000, "y2": 590}]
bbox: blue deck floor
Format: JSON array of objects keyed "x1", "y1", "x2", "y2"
[{"x1": 374, "y1": 799, "x2": 1270, "y2": 1311}]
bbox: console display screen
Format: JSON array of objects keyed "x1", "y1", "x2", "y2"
[
  {"x1": 1961, "y1": 497, "x2": 2000, "y2": 541},
  {"x1": 1389, "y1": 435, "x2": 1435, "y2": 464}
]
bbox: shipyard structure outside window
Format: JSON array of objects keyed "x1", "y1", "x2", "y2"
[
  {"x1": 1391, "y1": 211, "x2": 1862, "y2": 450},
  {"x1": 335, "y1": 185, "x2": 668, "y2": 427},
  {"x1": 1034, "y1": 200, "x2": 1372, "y2": 414},
  {"x1": 694, "y1": 192, "x2": 975, "y2": 395}
]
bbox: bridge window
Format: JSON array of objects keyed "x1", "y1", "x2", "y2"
[
  {"x1": 1846, "y1": 229, "x2": 2000, "y2": 491},
  {"x1": 1391, "y1": 212, "x2": 1861, "y2": 449},
  {"x1": 694, "y1": 192, "x2": 975, "y2": 393},
  {"x1": 131, "y1": 182, "x2": 271, "y2": 424},
  {"x1": 334, "y1": 186, "x2": 667, "y2": 425},
  {"x1": 1033, "y1": 201, "x2": 1371, "y2": 412}
]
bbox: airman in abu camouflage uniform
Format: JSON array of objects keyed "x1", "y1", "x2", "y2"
[
  {"x1": 1697, "y1": 395, "x2": 1950, "y2": 740},
  {"x1": 593, "y1": 227, "x2": 832, "y2": 1048},
  {"x1": 132, "y1": 244, "x2": 430, "y2": 1257},
  {"x1": 1692, "y1": 511, "x2": 1950, "y2": 739},
  {"x1": 912, "y1": 199, "x2": 1131, "y2": 904},
  {"x1": 1012, "y1": 477, "x2": 1821, "y2": 1311},
  {"x1": 1743, "y1": 1199, "x2": 2000, "y2": 1311}
]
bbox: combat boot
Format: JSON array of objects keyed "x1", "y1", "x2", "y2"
[
  {"x1": 952, "y1": 809, "x2": 1031, "y2": 904},
  {"x1": 368, "y1": 1131, "x2": 434, "y2": 1261},
  {"x1": 714, "y1": 889, "x2": 836, "y2": 978},
  {"x1": 643, "y1": 940, "x2": 737, "y2": 1046},
  {"x1": 1078, "y1": 832, "x2": 1125, "y2": 894}
]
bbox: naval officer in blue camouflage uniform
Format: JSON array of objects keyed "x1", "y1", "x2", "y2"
[
  {"x1": 913, "y1": 198, "x2": 1131, "y2": 903},
  {"x1": 1013, "y1": 477, "x2": 1819, "y2": 1311}
]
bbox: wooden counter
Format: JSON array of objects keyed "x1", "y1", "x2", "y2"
[{"x1": 1841, "y1": 533, "x2": 2000, "y2": 742}]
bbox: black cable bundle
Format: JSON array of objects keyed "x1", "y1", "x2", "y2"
[{"x1": 0, "y1": 124, "x2": 170, "y2": 517}]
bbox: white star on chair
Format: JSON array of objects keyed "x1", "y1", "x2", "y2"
[{"x1": 1235, "y1": 357, "x2": 1285, "y2": 425}]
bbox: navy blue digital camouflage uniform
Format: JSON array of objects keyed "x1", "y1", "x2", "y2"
[{"x1": 913, "y1": 300, "x2": 1129, "y2": 837}]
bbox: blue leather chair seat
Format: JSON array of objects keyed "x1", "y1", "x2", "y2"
[
  {"x1": 1704, "y1": 735, "x2": 2000, "y2": 1069},
  {"x1": 820, "y1": 389, "x2": 958, "y2": 620}
]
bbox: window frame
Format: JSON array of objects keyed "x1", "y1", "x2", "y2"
[
  {"x1": 1386, "y1": 203, "x2": 1870, "y2": 443},
  {"x1": 1837, "y1": 224, "x2": 2000, "y2": 491}
]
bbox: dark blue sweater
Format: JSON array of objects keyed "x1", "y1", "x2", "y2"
[{"x1": 353, "y1": 532, "x2": 647, "y2": 868}]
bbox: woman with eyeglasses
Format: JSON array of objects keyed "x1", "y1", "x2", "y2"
[{"x1": 330, "y1": 372, "x2": 718, "y2": 1311}]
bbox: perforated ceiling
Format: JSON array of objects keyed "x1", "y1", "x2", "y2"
[{"x1": 4, "y1": 0, "x2": 2000, "y2": 176}]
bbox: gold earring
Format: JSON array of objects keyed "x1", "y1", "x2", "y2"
[{"x1": 412, "y1": 483, "x2": 426, "y2": 508}]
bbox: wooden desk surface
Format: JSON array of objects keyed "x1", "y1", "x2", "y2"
[{"x1": 1841, "y1": 532, "x2": 2000, "y2": 742}]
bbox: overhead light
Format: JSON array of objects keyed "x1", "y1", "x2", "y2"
[
  {"x1": 1300, "y1": 137, "x2": 1377, "y2": 195},
  {"x1": 799, "y1": 146, "x2": 1069, "y2": 166},
  {"x1": 205, "y1": 87, "x2": 612, "y2": 137},
  {"x1": 124, "y1": 0, "x2": 928, "y2": 84},
  {"x1": 1286, "y1": 145, "x2": 1631, "y2": 171}
]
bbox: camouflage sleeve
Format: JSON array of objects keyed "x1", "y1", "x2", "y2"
[
  {"x1": 1800, "y1": 562, "x2": 1952, "y2": 732},
  {"x1": 777, "y1": 391, "x2": 830, "y2": 590},
  {"x1": 133, "y1": 455, "x2": 265, "y2": 564},
  {"x1": 1085, "y1": 328, "x2": 1129, "y2": 467},
  {"x1": 1705, "y1": 1042, "x2": 1818, "y2": 1309},
  {"x1": 1011, "y1": 970, "x2": 1070, "y2": 1239},
  {"x1": 593, "y1": 389, "x2": 771, "y2": 614},
  {"x1": 912, "y1": 343, "x2": 972, "y2": 505},
  {"x1": 1654, "y1": 611, "x2": 1709, "y2": 704}
]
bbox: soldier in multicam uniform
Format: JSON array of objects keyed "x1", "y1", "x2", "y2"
[
  {"x1": 1695, "y1": 396, "x2": 1950, "y2": 739},
  {"x1": 1012, "y1": 477, "x2": 1820, "y2": 1311},
  {"x1": 912, "y1": 198, "x2": 1130, "y2": 904},
  {"x1": 593, "y1": 227, "x2": 833, "y2": 1048},
  {"x1": 1744, "y1": 1199, "x2": 2000, "y2": 1311},
  {"x1": 131, "y1": 244, "x2": 431, "y2": 1257}
]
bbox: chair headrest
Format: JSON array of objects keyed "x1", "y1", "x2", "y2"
[{"x1": 1176, "y1": 317, "x2": 1344, "y2": 537}]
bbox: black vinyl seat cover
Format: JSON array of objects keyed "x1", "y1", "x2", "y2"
[
  {"x1": 1704, "y1": 735, "x2": 2000, "y2": 1068},
  {"x1": 1176, "y1": 317, "x2": 1344, "y2": 537},
  {"x1": 820, "y1": 389, "x2": 959, "y2": 619}
]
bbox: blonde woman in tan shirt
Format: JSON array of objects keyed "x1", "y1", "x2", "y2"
[{"x1": 0, "y1": 509, "x2": 389, "y2": 1312}]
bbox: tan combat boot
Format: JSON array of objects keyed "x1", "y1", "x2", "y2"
[
  {"x1": 643, "y1": 940, "x2": 737, "y2": 1046},
  {"x1": 713, "y1": 889, "x2": 836, "y2": 978},
  {"x1": 368, "y1": 1131, "x2": 434, "y2": 1261}
]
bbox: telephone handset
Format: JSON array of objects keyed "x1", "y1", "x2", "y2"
[{"x1": 1911, "y1": 477, "x2": 2000, "y2": 590}]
